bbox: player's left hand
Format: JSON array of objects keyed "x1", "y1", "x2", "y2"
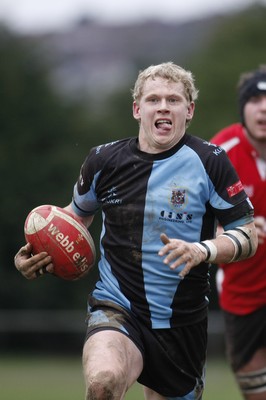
[{"x1": 158, "y1": 233, "x2": 206, "y2": 278}]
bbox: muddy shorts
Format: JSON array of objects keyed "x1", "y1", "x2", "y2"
[{"x1": 84, "y1": 296, "x2": 207, "y2": 399}]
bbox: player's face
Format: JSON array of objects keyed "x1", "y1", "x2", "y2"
[
  {"x1": 133, "y1": 77, "x2": 194, "y2": 153},
  {"x1": 244, "y1": 94, "x2": 266, "y2": 143}
]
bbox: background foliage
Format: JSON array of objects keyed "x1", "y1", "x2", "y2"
[
  {"x1": 1, "y1": 4, "x2": 266, "y2": 312},
  {"x1": 190, "y1": 4, "x2": 266, "y2": 137}
]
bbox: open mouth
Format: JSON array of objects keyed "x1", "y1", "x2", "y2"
[
  {"x1": 256, "y1": 119, "x2": 266, "y2": 130},
  {"x1": 155, "y1": 119, "x2": 172, "y2": 129}
]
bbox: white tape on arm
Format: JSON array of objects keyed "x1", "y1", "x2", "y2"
[
  {"x1": 194, "y1": 240, "x2": 218, "y2": 263},
  {"x1": 221, "y1": 226, "x2": 253, "y2": 262}
]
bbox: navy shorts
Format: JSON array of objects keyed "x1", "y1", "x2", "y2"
[
  {"x1": 223, "y1": 306, "x2": 266, "y2": 372},
  {"x1": 84, "y1": 296, "x2": 207, "y2": 399}
]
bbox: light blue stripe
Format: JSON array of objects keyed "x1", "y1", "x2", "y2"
[
  {"x1": 92, "y1": 211, "x2": 131, "y2": 311},
  {"x1": 72, "y1": 170, "x2": 101, "y2": 215},
  {"x1": 141, "y1": 145, "x2": 235, "y2": 327}
]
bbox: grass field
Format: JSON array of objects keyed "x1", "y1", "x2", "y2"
[{"x1": 0, "y1": 354, "x2": 242, "y2": 399}]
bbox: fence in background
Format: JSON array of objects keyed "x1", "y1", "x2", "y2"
[{"x1": 0, "y1": 309, "x2": 225, "y2": 355}]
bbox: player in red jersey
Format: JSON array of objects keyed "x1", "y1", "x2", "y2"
[{"x1": 211, "y1": 65, "x2": 266, "y2": 400}]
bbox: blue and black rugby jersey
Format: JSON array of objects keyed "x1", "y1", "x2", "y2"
[{"x1": 72, "y1": 133, "x2": 253, "y2": 328}]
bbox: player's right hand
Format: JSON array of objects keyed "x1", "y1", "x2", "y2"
[
  {"x1": 14, "y1": 243, "x2": 54, "y2": 280},
  {"x1": 159, "y1": 233, "x2": 207, "y2": 278}
]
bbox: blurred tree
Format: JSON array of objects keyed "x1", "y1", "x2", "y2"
[
  {"x1": 189, "y1": 4, "x2": 266, "y2": 139},
  {"x1": 0, "y1": 25, "x2": 103, "y2": 309},
  {"x1": 99, "y1": 87, "x2": 138, "y2": 139}
]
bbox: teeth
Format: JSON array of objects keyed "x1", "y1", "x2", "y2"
[
  {"x1": 155, "y1": 119, "x2": 171, "y2": 128},
  {"x1": 157, "y1": 119, "x2": 171, "y2": 124}
]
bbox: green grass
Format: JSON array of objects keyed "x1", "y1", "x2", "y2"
[{"x1": 0, "y1": 354, "x2": 241, "y2": 399}]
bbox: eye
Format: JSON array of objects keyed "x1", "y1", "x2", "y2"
[{"x1": 168, "y1": 98, "x2": 178, "y2": 104}]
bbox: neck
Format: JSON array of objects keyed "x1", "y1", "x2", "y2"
[{"x1": 244, "y1": 128, "x2": 266, "y2": 161}]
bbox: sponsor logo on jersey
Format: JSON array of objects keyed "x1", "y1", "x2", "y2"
[
  {"x1": 102, "y1": 186, "x2": 122, "y2": 205},
  {"x1": 96, "y1": 141, "x2": 119, "y2": 155},
  {"x1": 226, "y1": 180, "x2": 244, "y2": 197},
  {"x1": 159, "y1": 210, "x2": 193, "y2": 223},
  {"x1": 212, "y1": 146, "x2": 223, "y2": 156},
  {"x1": 203, "y1": 140, "x2": 223, "y2": 156}
]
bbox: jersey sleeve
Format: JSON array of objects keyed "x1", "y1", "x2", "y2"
[
  {"x1": 72, "y1": 147, "x2": 102, "y2": 217},
  {"x1": 207, "y1": 144, "x2": 254, "y2": 228}
]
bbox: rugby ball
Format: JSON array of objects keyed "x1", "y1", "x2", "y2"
[{"x1": 24, "y1": 205, "x2": 96, "y2": 280}]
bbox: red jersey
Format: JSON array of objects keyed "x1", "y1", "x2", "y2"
[{"x1": 211, "y1": 123, "x2": 266, "y2": 315}]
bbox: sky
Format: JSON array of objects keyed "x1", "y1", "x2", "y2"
[{"x1": 0, "y1": 0, "x2": 265, "y2": 33}]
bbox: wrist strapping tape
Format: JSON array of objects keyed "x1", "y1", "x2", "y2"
[{"x1": 194, "y1": 240, "x2": 218, "y2": 262}]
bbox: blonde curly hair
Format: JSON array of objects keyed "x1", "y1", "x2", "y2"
[{"x1": 132, "y1": 61, "x2": 199, "y2": 104}]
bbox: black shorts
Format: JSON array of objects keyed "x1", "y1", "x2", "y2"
[
  {"x1": 84, "y1": 297, "x2": 207, "y2": 399},
  {"x1": 223, "y1": 307, "x2": 266, "y2": 372}
]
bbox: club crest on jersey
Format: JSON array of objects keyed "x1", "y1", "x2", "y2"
[
  {"x1": 170, "y1": 189, "x2": 186, "y2": 208},
  {"x1": 160, "y1": 186, "x2": 192, "y2": 223}
]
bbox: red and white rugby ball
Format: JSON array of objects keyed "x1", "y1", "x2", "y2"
[{"x1": 24, "y1": 205, "x2": 96, "y2": 280}]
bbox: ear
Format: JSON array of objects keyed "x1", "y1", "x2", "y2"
[
  {"x1": 133, "y1": 101, "x2": 141, "y2": 121},
  {"x1": 186, "y1": 101, "x2": 195, "y2": 121}
]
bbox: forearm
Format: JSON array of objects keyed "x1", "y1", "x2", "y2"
[
  {"x1": 158, "y1": 222, "x2": 257, "y2": 278},
  {"x1": 196, "y1": 222, "x2": 258, "y2": 264},
  {"x1": 64, "y1": 203, "x2": 94, "y2": 228}
]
